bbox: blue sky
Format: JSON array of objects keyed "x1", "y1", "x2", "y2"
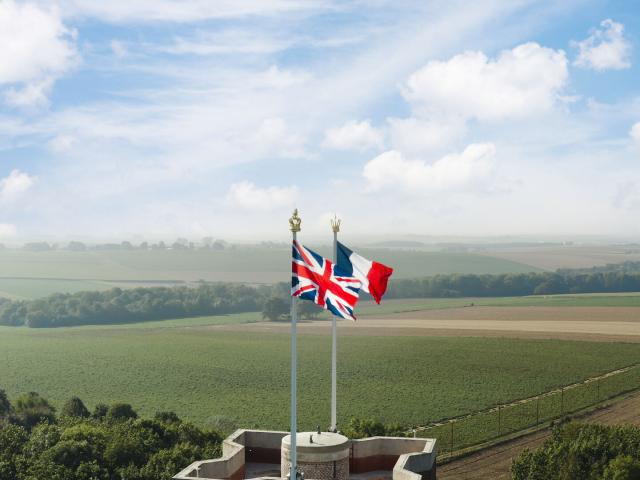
[{"x1": 0, "y1": 0, "x2": 639, "y2": 242}]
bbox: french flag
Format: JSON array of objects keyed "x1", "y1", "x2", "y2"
[{"x1": 337, "y1": 242, "x2": 394, "y2": 304}]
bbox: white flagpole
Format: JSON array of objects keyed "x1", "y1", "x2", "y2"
[
  {"x1": 330, "y1": 215, "x2": 341, "y2": 432},
  {"x1": 289, "y1": 209, "x2": 301, "y2": 479}
]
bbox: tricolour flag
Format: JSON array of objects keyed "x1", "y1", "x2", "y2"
[
  {"x1": 292, "y1": 240, "x2": 362, "y2": 321},
  {"x1": 337, "y1": 242, "x2": 393, "y2": 304}
]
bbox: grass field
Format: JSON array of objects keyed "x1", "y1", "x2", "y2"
[
  {"x1": 355, "y1": 293, "x2": 640, "y2": 316},
  {"x1": 0, "y1": 247, "x2": 540, "y2": 299},
  {"x1": 1, "y1": 322, "x2": 640, "y2": 431}
]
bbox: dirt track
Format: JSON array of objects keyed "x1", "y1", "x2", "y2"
[
  {"x1": 438, "y1": 391, "x2": 640, "y2": 479},
  {"x1": 210, "y1": 306, "x2": 640, "y2": 342}
]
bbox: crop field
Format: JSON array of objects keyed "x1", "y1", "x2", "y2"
[
  {"x1": 0, "y1": 247, "x2": 540, "y2": 299},
  {"x1": 354, "y1": 293, "x2": 640, "y2": 316},
  {"x1": 482, "y1": 244, "x2": 640, "y2": 270},
  {"x1": 214, "y1": 294, "x2": 640, "y2": 343},
  {"x1": 1, "y1": 322, "x2": 640, "y2": 431}
]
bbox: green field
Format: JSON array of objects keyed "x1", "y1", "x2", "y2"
[
  {"x1": 1, "y1": 323, "x2": 639, "y2": 431},
  {"x1": 0, "y1": 247, "x2": 541, "y2": 299},
  {"x1": 354, "y1": 293, "x2": 640, "y2": 316}
]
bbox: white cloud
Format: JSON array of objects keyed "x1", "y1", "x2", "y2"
[
  {"x1": 227, "y1": 181, "x2": 298, "y2": 211},
  {"x1": 630, "y1": 122, "x2": 640, "y2": 143},
  {"x1": 161, "y1": 30, "x2": 289, "y2": 56},
  {"x1": 0, "y1": 170, "x2": 36, "y2": 204},
  {"x1": 388, "y1": 117, "x2": 465, "y2": 155},
  {"x1": 363, "y1": 143, "x2": 496, "y2": 194},
  {"x1": 323, "y1": 120, "x2": 384, "y2": 152},
  {"x1": 613, "y1": 182, "x2": 640, "y2": 210},
  {"x1": 404, "y1": 42, "x2": 568, "y2": 121},
  {"x1": 47, "y1": 134, "x2": 76, "y2": 153},
  {"x1": 0, "y1": 223, "x2": 17, "y2": 238},
  {"x1": 4, "y1": 77, "x2": 55, "y2": 108},
  {"x1": 573, "y1": 19, "x2": 631, "y2": 71},
  {"x1": 0, "y1": 1, "x2": 77, "y2": 106},
  {"x1": 252, "y1": 117, "x2": 306, "y2": 158},
  {"x1": 54, "y1": 0, "x2": 331, "y2": 23},
  {"x1": 110, "y1": 40, "x2": 128, "y2": 58}
]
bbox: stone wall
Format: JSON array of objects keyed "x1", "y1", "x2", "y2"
[{"x1": 173, "y1": 430, "x2": 437, "y2": 480}]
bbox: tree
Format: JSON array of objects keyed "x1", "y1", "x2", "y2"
[
  {"x1": 92, "y1": 403, "x2": 109, "y2": 419},
  {"x1": 603, "y1": 455, "x2": 640, "y2": 480},
  {"x1": 154, "y1": 411, "x2": 181, "y2": 424},
  {"x1": 61, "y1": 397, "x2": 90, "y2": 419},
  {"x1": 107, "y1": 403, "x2": 138, "y2": 421},
  {"x1": 298, "y1": 301, "x2": 322, "y2": 319},
  {"x1": 0, "y1": 389, "x2": 11, "y2": 417},
  {"x1": 343, "y1": 418, "x2": 387, "y2": 439},
  {"x1": 13, "y1": 392, "x2": 56, "y2": 429},
  {"x1": 261, "y1": 297, "x2": 288, "y2": 322}
]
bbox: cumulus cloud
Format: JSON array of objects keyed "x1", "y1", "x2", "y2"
[
  {"x1": 630, "y1": 122, "x2": 640, "y2": 143},
  {"x1": 0, "y1": 169, "x2": 35, "y2": 204},
  {"x1": 227, "y1": 181, "x2": 297, "y2": 210},
  {"x1": 0, "y1": 0, "x2": 77, "y2": 106},
  {"x1": 573, "y1": 19, "x2": 631, "y2": 71},
  {"x1": 0, "y1": 223, "x2": 17, "y2": 238},
  {"x1": 323, "y1": 120, "x2": 384, "y2": 152},
  {"x1": 363, "y1": 143, "x2": 496, "y2": 194},
  {"x1": 403, "y1": 42, "x2": 568, "y2": 121}
]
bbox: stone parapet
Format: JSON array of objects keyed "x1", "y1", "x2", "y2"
[{"x1": 173, "y1": 429, "x2": 437, "y2": 480}]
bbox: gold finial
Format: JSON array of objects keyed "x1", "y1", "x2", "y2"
[
  {"x1": 330, "y1": 214, "x2": 341, "y2": 233},
  {"x1": 289, "y1": 209, "x2": 302, "y2": 233}
]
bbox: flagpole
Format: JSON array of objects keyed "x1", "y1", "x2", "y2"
[
  {"x1": 289, "y1": 209, "x2": 301, "y2": 480},
  {"x1": 330, "y1": 215, "x2": 341, "y2": 433}
]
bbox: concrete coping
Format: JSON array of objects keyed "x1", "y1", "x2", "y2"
[{"x1": 283, "y1": 432, "x2": 350, "y2": 450}]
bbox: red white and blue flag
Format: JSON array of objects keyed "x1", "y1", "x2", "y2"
[
  {"x1": 292, "y1": 240, "x2": 362, "y2": 321},
  {"x1": 337, "y1": 242, "x2": 393, "y2": 304}
]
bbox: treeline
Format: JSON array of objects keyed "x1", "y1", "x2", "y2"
[
  {"x1": 0, "y1": 284, "x2": 284, "y2": 328},
  {"x1": 0, "y1": 389, "x2": 222, "y2": 480},
  {"x1": 3, "y1": 269, "x2": 640, "y2": 328},
  {"x1": 558, "y1": 260, "x2": 640, "y2": 275},
  {"x1": 383, "y1": 271, "x2": 640, "y2": 299},
  {"x1": 512, "y1": 422, "x2": 640, "y2": 479}
]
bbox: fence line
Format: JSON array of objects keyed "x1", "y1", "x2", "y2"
[{"x1": 408, "y1": 363, "x2": 640, "y2": 455}]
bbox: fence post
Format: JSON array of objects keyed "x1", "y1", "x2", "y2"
[
  {"x1": 536, "y1": 396, "x2": 540, "y2": 425},
  {"x1": 450, "y1": 421, "x2": 454, "y2": 455},
  {"x1": 597, "y1": 379, "x2": 600, "y2": 403},
  {"x1": 498, "y1": 405, "x2": 501, "y2": 435},
  {"x1": 561, "y1": 388, "x2": 564, "y2": 417}
]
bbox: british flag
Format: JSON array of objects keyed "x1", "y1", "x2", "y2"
[{"x1": 291, "y1": 240, "x2": 362, "y2": 321}]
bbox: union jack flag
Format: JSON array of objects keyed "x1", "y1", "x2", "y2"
[{"x1": 291, "y1": 240, "x2": 362, "y2": 321}]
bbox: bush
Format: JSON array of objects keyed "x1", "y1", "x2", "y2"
[
  {"x1": 61, "y1": 397, "x2": 90, "y2": 419},
  {"x1": 13, "y1": 392, "x2": 56, "y2": 429},
  {"x1": 512, "y1": 423, "x2": 640, "y2": 480},
  {"x1": 107, "y1": 403, "x2": 138, "y2": 421}
]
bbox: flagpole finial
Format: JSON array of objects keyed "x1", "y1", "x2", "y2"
[
  {"x1": 330, "y1": 214, "x2": 341, "y2": 233},
  {"x1": 289, "y1": 209, "x2": 302, "y2": 233}
]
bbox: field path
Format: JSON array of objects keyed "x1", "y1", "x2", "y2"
[
  {"x1": 210, "y1": 306, "x2": 640, "y2": 342},
  {"x1": 437, "y1": 391, "x2": 640, "y2": 480}
]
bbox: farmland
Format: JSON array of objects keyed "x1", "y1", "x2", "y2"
[
  {"x1": 0, "y1": 247, "x2": 541, "y2": 299},
  {"x1": 1, "y1": 318, "x2": 640, "y2": 431}
]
